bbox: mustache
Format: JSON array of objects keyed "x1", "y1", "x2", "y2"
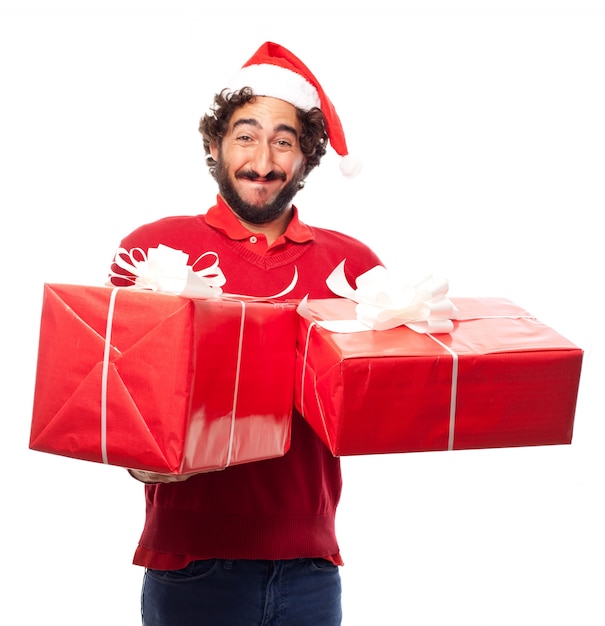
[{"x1": 235, "y1": 169, "x2": 287, "y2": 182}]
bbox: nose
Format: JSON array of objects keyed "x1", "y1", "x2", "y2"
[{"x1": 250, "y1": 142, "x2": 273, "y2": 178}]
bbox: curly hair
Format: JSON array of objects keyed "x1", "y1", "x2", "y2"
[{"x1": 199, "y1": 87, "x2": 328, "y2": 180}]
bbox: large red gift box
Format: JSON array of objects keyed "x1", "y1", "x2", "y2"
[
  {"x1": 30, "y1": 284, "x2": 298, "y2": 473},
  {"x1": 295, "y1": 297, "x2": 583, "y2": 456}
]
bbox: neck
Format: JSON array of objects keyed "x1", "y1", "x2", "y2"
[{"x1": 229, "y1": 203, "x2": 294, "y2": 246}]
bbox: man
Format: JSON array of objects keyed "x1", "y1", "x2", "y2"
[{"x1": 111, "y1": 42, "x2": 381, "y2": 626}]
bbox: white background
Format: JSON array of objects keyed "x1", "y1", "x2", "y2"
[{"x1": 2, "y1": 1, "x2": 604, "y2": 624}]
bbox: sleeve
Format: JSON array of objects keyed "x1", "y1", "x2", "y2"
[{"x1": 322, "y1": 229, "x2": 383, "y2": 287}]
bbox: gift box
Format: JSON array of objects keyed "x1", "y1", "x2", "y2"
[
  {"x1": 295, "y1": 297, "x2": 583, "y2": 456},
  {"x1": 30, "y1": 284, "x2": 298, "y2": 473}
]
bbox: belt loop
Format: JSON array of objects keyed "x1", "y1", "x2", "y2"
[{"x1": 223, "y1": 559, "x2": 234, "y2": 570}]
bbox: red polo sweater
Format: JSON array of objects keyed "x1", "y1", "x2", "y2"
[{"x1": 111, "y1": 196, "x2": 381, "y2": 569}]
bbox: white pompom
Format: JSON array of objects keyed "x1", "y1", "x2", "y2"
[{"x1": 339, "y1": 154, "x2": 363, "y2": 178}]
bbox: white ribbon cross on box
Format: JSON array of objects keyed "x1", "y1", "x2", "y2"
[
  {"x1": 296, "y1": 260, "x2": 460, "y2": 451},
  {"x1": 102, "y1": 244, "x2": 298, "y2": 470}
]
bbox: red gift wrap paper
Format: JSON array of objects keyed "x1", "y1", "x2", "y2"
[
  {"x1": 294, "y1": 297, "x2": 583, "y2": 456},
  {"x1": 30, "y1": 284, "x2": 298, "y2": 473}
]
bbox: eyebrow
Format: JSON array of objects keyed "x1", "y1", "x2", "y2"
[{"x1": 232, "y1": 118, "x2": 299, "y2": 138}]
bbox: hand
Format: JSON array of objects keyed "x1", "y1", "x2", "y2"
[{"x1": 127, "y1": 469, "x2": 193, "y2": 484}]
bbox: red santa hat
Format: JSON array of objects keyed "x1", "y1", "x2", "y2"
[{"x1": 224, "y1": 42, "x2": 362, "y2": 177}]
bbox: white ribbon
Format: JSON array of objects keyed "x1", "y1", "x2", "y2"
[
  {"x1": 100, "y1": 286, "x2": 249, "y2": 471},
  {"x1": 296, "y1": 260, "x2": 459, "y2": 454},
  {"x1": 100, "y1": 287, "x2": 121, "y2": 465},
  {"x1": 109, "y1": 244, "x2": 299, "y2": 301},
  {"x1": 297, "y1": 260, "x2": 456, "y2": 334},
  {"x1": 297, "y1": 314, "x2": 461, "y2": 454},
  {"x1": 225, "y1": 300, "x2": 246, "y2": 469},
  {"x1": 328, "y1": 260, "x2": 456, "y2": 333},
  {"x1": 102, "y1": 244, "x2": 298, "y2": 471},
  {"x1": 426, "y1": 333, "x2": 459, "y2": 451},
  {"x1": 225, "y1": 267, "x2": 299, "y2": 301},
  {"x1": 109, "y1": 244, "x2": 226, "y2": 298}
]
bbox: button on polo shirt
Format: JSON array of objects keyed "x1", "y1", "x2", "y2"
[{"x1": 204, "y1": 195, "x2": 315, "y2": 255}]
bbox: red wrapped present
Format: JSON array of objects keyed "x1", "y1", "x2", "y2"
[
  {"x1": 30, "y1": 284, "x2": 298, "y2": 473},
  {"x1": 295, "y1": 297, "x2": 583, "y2": 456}
]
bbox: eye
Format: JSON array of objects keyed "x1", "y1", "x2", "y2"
[
  {"x1": 275, "y1": 139, "x2": 293, "y2": 148},
  {"x1": 237, "y1": 134, "x2": 253, "y2": 142}
]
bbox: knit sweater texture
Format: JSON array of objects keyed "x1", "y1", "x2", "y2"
[{"x1": 111, "y1": 199, "x2": 381, "y2": 566}]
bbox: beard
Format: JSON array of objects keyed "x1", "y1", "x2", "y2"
[{"x1": 214, "y1": 155, "x2": 306, "y2": 225}]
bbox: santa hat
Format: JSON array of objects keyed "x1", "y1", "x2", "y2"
[{"x1": 224, "y1": 42, "x2": 362, "y2": 177}]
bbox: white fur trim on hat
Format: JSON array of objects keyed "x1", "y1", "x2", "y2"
[
  {"x1": 339, "y1": 154, "x2": 363, "y2": 178},
  {"x1": 226, "y1": 64, "x2": 321, "y2": 111}
]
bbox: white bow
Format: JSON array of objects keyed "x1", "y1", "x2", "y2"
[
  {"x1": 298, "y1": 260, "x2": 457, "y2": 334},
  {"x1": 109, "y1": 244, "x2": 226, "y2": 298}
]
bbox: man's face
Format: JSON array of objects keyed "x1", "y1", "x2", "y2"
[{"x1": 211, "y1": 96, "x2": 307, "y2": 225}]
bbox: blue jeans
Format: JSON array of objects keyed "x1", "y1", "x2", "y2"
[{"x1": 141, "y1": 558, "x2": 342, "y2": 626}]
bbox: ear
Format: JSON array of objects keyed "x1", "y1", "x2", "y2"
[{"x1": 209, "y1": 141, "x2": 219, "y2": 162}]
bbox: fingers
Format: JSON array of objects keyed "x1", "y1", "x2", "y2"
[{"x1": 127, "y1": 469, "x2": 192, "y2": 484}]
